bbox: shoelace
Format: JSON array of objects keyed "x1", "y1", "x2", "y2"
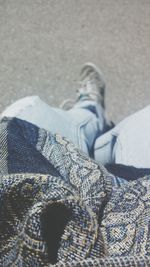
[{"x1": 77, "y1": 80, "x2": 101, "y2": 100}]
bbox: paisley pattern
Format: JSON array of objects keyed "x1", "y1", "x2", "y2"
[
  {"x1": 101, "y1": 178, "x2": 150, "y2": 257},
  {"x1": 0, "y1": 117, "x2": 149, "y2": 266}
]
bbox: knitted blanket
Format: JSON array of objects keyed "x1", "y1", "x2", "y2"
[{"x1": 0, "y1": 117, "x2": 149, "y2": 266}]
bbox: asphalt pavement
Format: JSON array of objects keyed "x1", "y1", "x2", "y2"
[{"x1": 0, "y1": 0, "x2": 150, "y2": 122}]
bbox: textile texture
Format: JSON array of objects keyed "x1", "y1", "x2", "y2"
[{"x1": 0, "y1": 117, "x2": 149, "y2": 266}]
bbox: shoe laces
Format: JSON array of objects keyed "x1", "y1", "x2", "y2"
[{"x1": 77, "y1": 80, "x2": 100, "y2": 99}]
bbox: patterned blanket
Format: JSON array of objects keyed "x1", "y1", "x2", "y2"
[{"x1": 0, "y1": 117, "x2": 149, "y2": 266}]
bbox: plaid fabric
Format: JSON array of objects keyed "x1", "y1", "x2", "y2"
[{"x1": 0, "y1": 117, "x2": 149, "y2": 266}]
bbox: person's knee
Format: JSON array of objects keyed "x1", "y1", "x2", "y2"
[{"x1": 1, "y1": 95, "x2": 40, "y2": 118}]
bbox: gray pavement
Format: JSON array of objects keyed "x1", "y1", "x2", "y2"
[{"x1": 0, "y1": 0, "x2": 150, "y2": 122}]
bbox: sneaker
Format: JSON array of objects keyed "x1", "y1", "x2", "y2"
[
  {"x1": 60, "y1": 63, "x2": 106, "y2": 110},
  {"x1": 77, "y1": 62, "x2": 106, "y2": 108}
]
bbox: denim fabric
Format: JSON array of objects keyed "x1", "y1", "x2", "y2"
[
  {"x1": 94, "y1": 105, "x2": 150, "y2": 168},
  {"x1": 3, "y1": 96, "x2": 150, "y2": 182},
  {"x1": 1, "y1": 96, "x2": 125, "y2": 186},
  {"x1": 1, "y1": 96, "x2": 110, "y2": 156}
]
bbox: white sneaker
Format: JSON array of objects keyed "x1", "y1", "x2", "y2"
[{"x1": 77, "y1": 62, "x2": 105, "y2": 108}]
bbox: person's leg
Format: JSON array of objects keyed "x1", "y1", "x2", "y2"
[
  {"x1": 1, "y1": 96, "x2": 110, "y2": 157},
  {"x1": 60, "y1": 63, "x2": 113, "y2": 156},
  {"x1": 67, "y1": 99, "x2": 111, "y2": 157},
  {"x1": 1, "y1": 96, "x2": 90, "y2": 154},
  {"x1": 94, "y1": 105, "x2": 150, "y2": 168},
  {"x1": 1, "y1": 63, "x2": 112, "y2": 157}
]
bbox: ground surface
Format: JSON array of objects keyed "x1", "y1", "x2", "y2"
[{"x1": 0, "y1": 0, "x2": 150, "y2": 122}]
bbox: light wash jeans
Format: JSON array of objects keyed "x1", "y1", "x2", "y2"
[
  {"x1": 1, "y1": 96, "x2": 110, "y2": 157},
  {"x1": 94, "y1": 105, "x2": 150, "y2": 168},
  {"x1": 1, "y1": 96, "x2": 150, "y2": 170}
]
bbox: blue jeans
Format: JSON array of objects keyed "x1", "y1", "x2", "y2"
[
  {"x1": 2, "y1": 96, "x2": 150, "y2": 184},
  {"x1": 94, "y1": 105, "x2": 150, "y2": 168},
  {"x1": 1, "y1": 96, "x2": 110, "y2": 156}
]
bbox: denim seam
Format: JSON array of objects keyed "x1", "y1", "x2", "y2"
[
  {"x1": 115, "y1": 136, "x2": 123, "y2": 162},
  {"x1": 76, "y1": 116, "x2": 93, "y2": 152},
  {"x1": 95, "y1": 142, "x2": 111, "y2": 150},
  {"x1": 95, "y1": 132, "x2": 117, "y2": 150}
]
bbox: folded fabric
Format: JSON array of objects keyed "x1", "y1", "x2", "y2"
[
  {"x1": 0, "y1": 117, "x2": 149, "y2": 266},
  {"x1": 105, "y1": 163, "x2": 150, "y2": 180}
]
